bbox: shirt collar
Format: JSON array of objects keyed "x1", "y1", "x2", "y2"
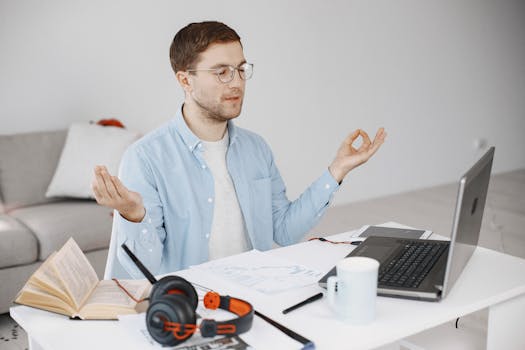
[
  {"x1": 173, "y1": 105, "x2": 239, "y2": 152},
  {"x1": 227, "y1": 116, "x2": 238, "y2": 146}
]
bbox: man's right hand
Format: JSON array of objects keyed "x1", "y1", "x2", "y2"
[{"x1": 91, "y1": 165, "x2": 146, "y2": 223}]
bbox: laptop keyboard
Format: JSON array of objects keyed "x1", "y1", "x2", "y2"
[{"x1": 379, "y1": 241, "x2": 448, "y2": 288}]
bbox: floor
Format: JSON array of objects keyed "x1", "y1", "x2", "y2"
[
  {"x1": 1, "y1": 169, "x2": 523, "y2": 350},
  {"x1": 0, "y1": 314, "x2": 26, "y2": 350}
]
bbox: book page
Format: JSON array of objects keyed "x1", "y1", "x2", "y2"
[
  {"x1": 31, "y1": 252, "x2": 73, "y2": 306},
  {"x1": 50, "y1": 238, "x2": 99, "y2": 310},
  {"x1": 79, "y1": 279, "x2": 151, "y2": 319},
  {"x1": 15, "y1": 281, "x2": 76, "y2": 316},
  {"x1": 84, "y1": 279, "x2": 150, "y2": 307}
]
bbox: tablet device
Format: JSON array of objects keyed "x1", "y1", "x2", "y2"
[{"x1": 352, "y1": 225, "x2": 432, "y2": 240}]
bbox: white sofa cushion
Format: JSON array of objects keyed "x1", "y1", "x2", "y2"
[{"x1": 46, "y1": 123, "x2": 139, "y2": 199}]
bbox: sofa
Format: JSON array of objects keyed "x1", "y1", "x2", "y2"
[{"x1": 0, "y1": 130, "x2": 113, "y2": 314}]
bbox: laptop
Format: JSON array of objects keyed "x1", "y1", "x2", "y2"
[{"x1": 318, "y1": 147, "x2": 495, "y2": 301}]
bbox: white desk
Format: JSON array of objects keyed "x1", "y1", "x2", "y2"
[{"x1": 10, "y1": 228, "x2": 525, "y2": 350}]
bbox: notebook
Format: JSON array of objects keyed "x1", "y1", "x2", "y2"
[{"x1": 319, "y1": 147, "x2": 495, "y2": 301}]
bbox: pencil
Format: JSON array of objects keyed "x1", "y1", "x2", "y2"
[
  {"x1": 254, "y1": 310, "x2": 315, "y2": 350},
  {"x1": 282, "y1": 292, "x2": 323, "y2": 314}
]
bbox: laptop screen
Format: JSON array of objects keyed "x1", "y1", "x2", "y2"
[{"x1": 442, "y1": 147, "x2": 494, "y2": 297}]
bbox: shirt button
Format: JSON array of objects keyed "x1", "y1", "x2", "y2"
[
  {"x1": 325, "y1": 184, "x2": 331, "y2": 189},
  {"x1": 141, "y1": 229, "x2": 148, "y2": 235},
  {"x1": 206, "y1": 233, "x2": 210, "y2": 239},
  {"x1": 201, "y1": 164, "x2": 206, "y2": 169},
  {"x1": 208, "y1": 197, "x2": 213, "y2": 203},
  {"x1": 188, "y1": 146, "x2": 192, "y2": 150}
]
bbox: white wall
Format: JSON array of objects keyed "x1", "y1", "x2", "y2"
[{"x1": 1, "y1": 0, "x2": 524, "y2": 205}]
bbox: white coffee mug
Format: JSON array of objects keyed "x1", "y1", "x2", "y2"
[{"x1": 327, "y1": 256, "x2": 379, "y2": 324}]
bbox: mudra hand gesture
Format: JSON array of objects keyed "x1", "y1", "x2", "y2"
[
  {"x1": 91, "y1": 165, "x2": 145, "y2": 222},
  {"x1": 329, "y1": 128, "x2": 387, "y2": 183}
]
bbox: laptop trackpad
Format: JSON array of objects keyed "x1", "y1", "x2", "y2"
[{"x1": 353, "y1": 242, "x2": 398, "y2": 263}]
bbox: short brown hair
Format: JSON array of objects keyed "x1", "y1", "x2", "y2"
[{"x1": 169, "y1": 21, "x2": 241, "y2": 73}]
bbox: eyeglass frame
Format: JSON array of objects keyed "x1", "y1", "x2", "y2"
[{"x1": 186, "y1": 62, "x2": 254, "y2": 84}]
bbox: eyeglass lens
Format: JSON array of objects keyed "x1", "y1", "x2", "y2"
[{"x1": 217, "y1": 63, "x2": 253, "y2": 83}]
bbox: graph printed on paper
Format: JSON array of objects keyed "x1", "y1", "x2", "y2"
[{"x1": 192, "y1": 250, "x2": 323, "y2": 294}]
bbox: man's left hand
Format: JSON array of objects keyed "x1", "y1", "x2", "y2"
[{"x1": 328, "y1": 128, "x2": 387, "y2": 183}]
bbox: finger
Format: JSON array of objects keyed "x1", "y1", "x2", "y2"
[
  {"x1": 94, "y1": 168, "x2": 111, "y2": 199},
  {"x1": 366, "y1": 134, "x2": 386, "y2": 157},
  {"x1": 95, "y1": 164, "x2": 109, "y2": 174},
  {"x1": 112, "y1": 176, "x2": 140, "y2": 204},
  {"x1": 111, "y1": 176, "x2": 129, "y2": 198},
  {"x1": 343, "y1": 129, "x2": 361, "y2": 146},
  {"x1": 91, "y1": 182, "x2": 103, "y2": 203},
  {"x1": 100, "y1": 168, "x2": 119, "y2": 200},
  {"x1": 358, "y1": 129, "x2": 386, "y2": 159},
  {"x1": 358, "y1": 130, "x2": 372, "y2": 150},
  {"x1": 373, "y1": 127, "x2": 386, "y2": 143},
  {"x1": 94, "y1": 165, "x2": 109, "y2": 188},
  {"x1": 91, "y1": 180, "x2": 113, "y2": 207},
  {"x1": 371, "y1": 129, "x2": 387, "y2": 150}
]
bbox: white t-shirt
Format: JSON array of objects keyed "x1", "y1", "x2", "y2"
[{"x1": 202, "y1": 131, "x2": 251, "y2": 260}]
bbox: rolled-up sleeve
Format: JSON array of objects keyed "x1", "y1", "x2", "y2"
[
  {"x1": 114, "y1": 146, "x2": 167, "y2": 278},
  {"x1": 267, "y1": 144, "x2": 339, "y2": 246}
]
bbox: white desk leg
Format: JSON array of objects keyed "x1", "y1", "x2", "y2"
[
  {"x1": 487, "y1": 293, "x2": 525, "y2": 350},
  {"x1": 28, "y1": 335, "x2": 45, "y2": 350}
]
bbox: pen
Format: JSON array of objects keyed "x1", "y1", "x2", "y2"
[
  {"x1": 187, "y1": 280, "x2": 316, "y2": 348},
  {"x1": 282, "y1": 292, "x2": 323, "y2": 314},
  {"x1": 254, "y1": 310, "x2": 315, "y2": 350}
]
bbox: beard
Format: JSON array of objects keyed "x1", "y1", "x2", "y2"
[{"x1": 191, "y1": 89, "x2": 244, "y2": 123}]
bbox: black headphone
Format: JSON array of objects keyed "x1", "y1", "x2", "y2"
[
  {"x1": 147, "y1": 275, "x2": 254, "y2": 346},
  {"x1": 121, "y1": 244, "x2": 254, "y2": 347}
]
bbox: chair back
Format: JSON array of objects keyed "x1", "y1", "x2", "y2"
[{"x1": 104, "y1": 210, "x2": 131, "y2": 279}]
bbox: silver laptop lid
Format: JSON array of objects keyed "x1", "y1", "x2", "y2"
[{"x1": 441, "y1": 147, "x2": 495, "y2": 298}]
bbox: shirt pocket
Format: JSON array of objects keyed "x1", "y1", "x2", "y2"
[{"x1": 250, "y1": 177, "x2": 273, "y2": 240}]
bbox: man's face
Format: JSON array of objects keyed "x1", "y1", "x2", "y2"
[{"x1": 187, "y1": 41, "x2": 246, "y2": 122}]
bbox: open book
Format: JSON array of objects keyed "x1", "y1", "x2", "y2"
[{"x1": 15, "y1": 238, "x2": 151, "y2": 320}]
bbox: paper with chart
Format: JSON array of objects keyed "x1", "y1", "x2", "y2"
[{"x1": 190, "y1": 250, "x2": 323, "y2": 294}]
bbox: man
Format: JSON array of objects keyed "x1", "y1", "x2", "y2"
[{"x1": 93, "y1": 21, "x2": 386, "y2": 278}]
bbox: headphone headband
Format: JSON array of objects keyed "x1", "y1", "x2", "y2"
[{"x1": 200, "y1": 292, "x2": 254, "y2": 337}]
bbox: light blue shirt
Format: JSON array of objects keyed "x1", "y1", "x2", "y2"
[{"x1": 115, "y1": 107, "x2": 339, "y2": 278}]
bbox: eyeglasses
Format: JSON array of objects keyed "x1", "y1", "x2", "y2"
[{"x1": 187, "y1": 62, "x2": 254, "y2": 84}]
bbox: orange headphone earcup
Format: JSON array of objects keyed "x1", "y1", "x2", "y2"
[
  {"x1": 146, "y1": 294, "x2": 197, "y2": 347},
  {"x1": 149, "y1": 275, "x2": 198, "y2": 310}
]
